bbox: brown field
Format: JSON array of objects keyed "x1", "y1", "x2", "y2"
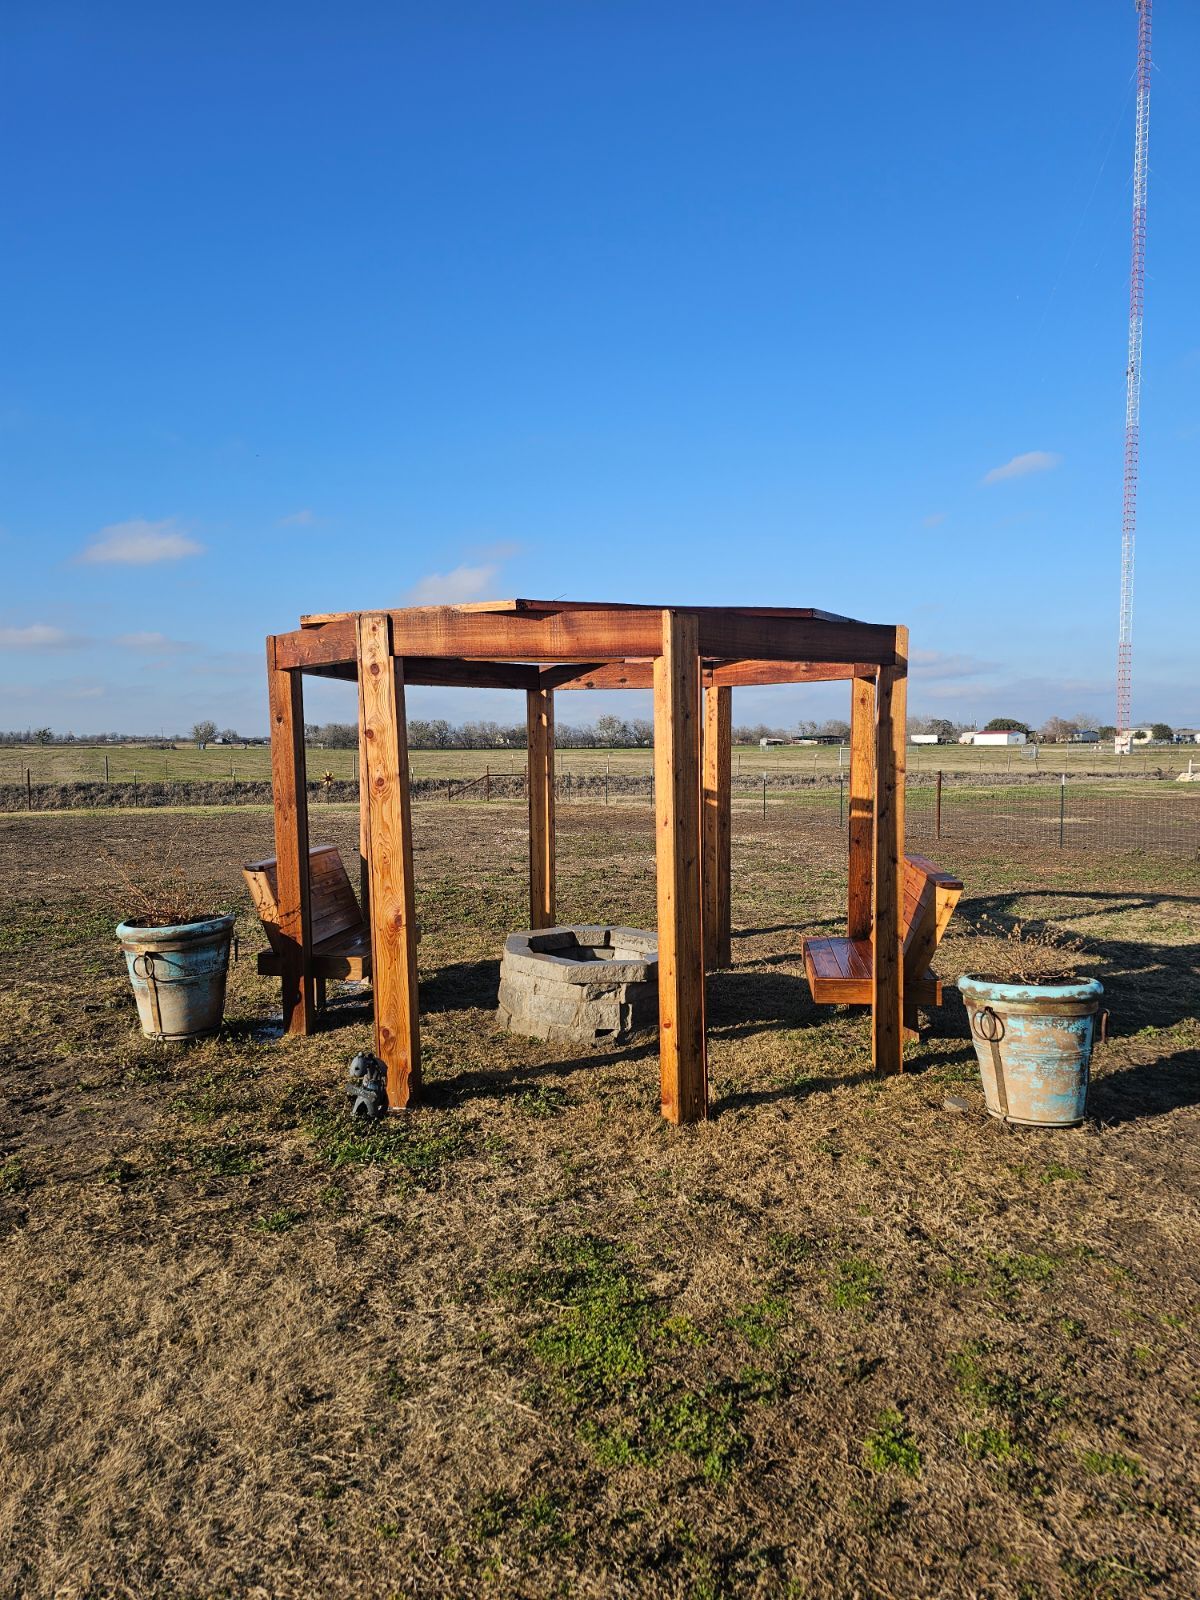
[{"x1": 1, "y1": 803, "x2": 1198, "y2": 1599}]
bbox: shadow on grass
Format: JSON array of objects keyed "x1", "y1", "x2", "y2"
[{"x1": 1089, "y1": 1047, "x2": 1200, "y2": 1125}]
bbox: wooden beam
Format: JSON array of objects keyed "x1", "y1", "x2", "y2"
[
  {"x1": 706, "y1": 660, "x2": 874, "y2": 688},
  {"x1": 356, "y1": 613, "x2": 421, "y2": 1110},
  {"x1": 871, "y1": 627, "x2": 908, "y2": 1075},
  {"x1": 654, "y1": 611, "x2": 708, "y2": 1123},
  {"x1": 267, "y1": 639, "x2": 316, "y2": 1035},
  {"x1": 848, "y1": 675, "x2": 875, "y2": 941},
  {"x1": 702, "y1": 684, "x2": 732, "y2": 971},
  {"x1": 274, "y1": 608, "x2": 898, "y2": 670},
  {"x1": 304, "y1": 657, "x2": 539, "y2": 690},
  {"x1": 526, "y1": 687, "x2": 556, "y2": 928},
  {"x1": 541, "y1": 661, "x2": 655, "y2": 690}
]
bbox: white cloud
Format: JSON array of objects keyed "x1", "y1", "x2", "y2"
[
  {"x1": 77, "y1": 518, "x2": 204, "y2": 565},
  {"x1": 910, "y1": 648, "x2": 995, "y2": 681},
  {"x1": 0, "y1": 624, "x2": 83, "y2": 648},
  {"x1": 982, "y1": 451, "x2": 1062, "y2": 485},
  {"x1": 278, "y1": 508, "x2": 316, "y2": 527},
  {"x1": 403, "y1": 562, "x2": 501, "y2": 605},
  {"x1": 115, "y1": 631, "x2": 184, "y2": 650}
]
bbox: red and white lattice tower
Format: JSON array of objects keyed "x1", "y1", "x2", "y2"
[{"x1": 1116, "y1": 0, "x2": 1152, "y2": 753}]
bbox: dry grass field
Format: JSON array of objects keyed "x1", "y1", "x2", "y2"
[
  {"x1": 2, "y1": 737, "x2": 1187, "y2": 788},
  {"x1": 1, "y1": 802, "x2": 1198, "y2": 1599}
]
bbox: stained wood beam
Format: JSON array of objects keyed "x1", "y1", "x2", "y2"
[
  {"x1": 274, "y1": 608, "x2": 898, "y2": 670},
  {"x1": 526, "y1": 686, "x2": 556, "y2": 928},
  {"x1": 654, "y1": 611, "x2": 708, "y2": 1123},
  {"x1": 848, "y1": 676, "x2": 875, "y2": 942},
  {"x1": 542, "y1": 660, "x2": 655, "y2": 690},
  {"x1": 267, "y1": 640, "x2": 316, "y2": 1035},
  {"x1": 303, "y1": 657, "x2": 539, "y2": 690},
  {"x1": 706, "y1": 660, "x2": 874, "y2": 688},
  {"x1": 357, "y1": 613, "x2": 421, "y2": 1110},
  {"x1": 871, "y1": 627, "x2": 908, "y2": 1075},
  {"x1": 702, "y1": 684, "x2": 732, "y2": 972}
]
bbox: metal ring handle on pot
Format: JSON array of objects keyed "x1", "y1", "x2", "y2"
[
  {"x1": 1098, "y1": 1008, "x2": 1110, "y2": 1044},
  {"x1": 132, "y1": 952, "x2": 157, "y2": 980},
  {"x1": 973, "y1": 1006, "x2": 1005, "y2": 1043}
]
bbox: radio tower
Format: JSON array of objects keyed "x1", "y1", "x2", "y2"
[{"x1": 1116, "y1": 0, "x2": 1152, "y2": 754}]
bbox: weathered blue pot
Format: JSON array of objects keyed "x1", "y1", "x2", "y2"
[
  {"x1": 957, "y1": 975, "x2": 1105, "y2": 1128},
  {"x1": 117, "y1": 915, "x2": 236, "y2": 1040}
]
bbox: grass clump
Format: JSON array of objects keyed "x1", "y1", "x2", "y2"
[
  {"x1": 306, "y1": 1109, "x2": 462, "y2": 1184},
  {"x1": 254, "y1": 1205, "x2": 303, "y2": 1234},
  {"x1": 727, "y1": 1294, "x2": 789, "y2": 1350},
  {"x1": 502, "y1": 1236, "x2": 772, "y2": 1483},
  {"x1": 863, "y1": 1408, "x2": 922, "y2": 1477},
  {"x1": 829, "y1": 1255, "x2": 883, "y2": 1313},
  {"x1": 1080, "y1": 1449, "x2": 1140, "y2": 1479},
  {"x1": 0, "y1": 1156, "x2": 28, "y2": 1195}
]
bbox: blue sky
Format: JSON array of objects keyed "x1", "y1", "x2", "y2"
[{"x1": 2, "y1": 1, "x2": 1197, "y2": 736}]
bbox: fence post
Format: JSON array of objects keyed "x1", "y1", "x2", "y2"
[
  {"x1": 485, "y1": 764, "x2": 491, "y2": 802},
  {"x1": 26, "y1": 768, "x2": 32, "y2": 811},
  {"x1": 605, "y1": 771, "x2": 609, "y2": 806},
  {"x1": 838, "y1": 774, "x2": 844, "y2": 828},
  {"x1": 446, "y1": 778, "x2": 452, "y2": 804},
  {"x1": 762, "y1": 773, "x2": 767, "y2": 818},
  {"x1": 1059, "y1": 772, "x2": 1066, "y2": 848},
  {"x1": 104, "y1": 754, "x2": 110, "y2": 782},
  {"x1": 936, "y1": 769, "x2": 943, "y2": 841}
]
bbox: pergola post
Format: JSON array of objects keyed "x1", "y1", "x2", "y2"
[
  {"x1": 356, "y1": 662, "x2": 371, "y2": 931},
  {"x1": 702, "y1": 683, "x2": 732, "y2": 970},
  {"x1": 654, "y1": 610, "x2": 708, "y2": 1123},
  {"x1": 267, "y1": 638, "x2": 316, "y2": 1035},
  {"x1": 872, "y1": 627, "x2": 908, "y2": 1074},
  {"x1": 356, "y1": 613, "x2": 421, "y2": 1110},
  {"x1": 848, "y1": 675, "x2": 875, "y2": 940},
  {"x1": 526, "y1": 686, "x2": 556, "y2": 928}
]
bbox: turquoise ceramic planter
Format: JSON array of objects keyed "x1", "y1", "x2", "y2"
[
  {"x1": 957, "y1": 975, "x2": 1105, "y2": 1128},
  {"x1": 117, "y1": 914, "x2": 235, "y2": 1040}
]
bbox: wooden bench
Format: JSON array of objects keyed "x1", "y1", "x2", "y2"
[
  {"x1": 244, "y1": 845, "x2": 372, "y2": 992},
  {"x1": 803, "y1": 854, "x2": 962, "y2": 1027}
]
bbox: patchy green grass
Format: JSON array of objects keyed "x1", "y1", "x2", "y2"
[{"x1": 863, "y1": 1408, "x2": 922, "y2": 1477}]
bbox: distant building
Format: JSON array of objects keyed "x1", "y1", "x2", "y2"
[
  {"x1": 1068, "y1": 729, "x2": 1100, "y2": 743},
  {"x1": 910, "y1": 733, "x2": 940, "y2": 745},
  {"x1": 964, "y1": 730, "x2": 1027, "y2": 747},
  {"x1": 1173, "y1": 728, "x2": 1200, "y2": 744},
  {"x1": 759, "y1": 737, "x2": 788, "y2": 749}
]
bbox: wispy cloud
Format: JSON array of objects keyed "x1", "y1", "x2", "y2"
[
  {"x1": 115, "y1": 631, "x2": 185, "y2": 651},
  {"x1": 982, "y1": 451, "x2": 1062, "y2": 485},
  {"x1": 0, "y1": 623, "x2": 85, "y2": 649},
  {"x1": 277, "y1": 508, "x2": 316, "y2": 527},
  {"x1": 403, "y1": 562, "x2": 502, "y2": 605},
  {"x1": 910, "y1": 648, "x2": 996, "y2": 681},
  {"x1": 77, "y1": 518, "x2": 204, "y2": 565},
  {"x1": 922, "y1": 512, "x2": 947, "y2": 529}
]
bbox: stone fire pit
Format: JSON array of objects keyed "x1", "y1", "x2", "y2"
[{"x1": 497, "y1": 925, "x2": 658, "y2": 1044}]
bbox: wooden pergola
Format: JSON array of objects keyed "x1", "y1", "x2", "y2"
[{"x1": 264, "y1": 600, "x2": 909, "y2": 1123}]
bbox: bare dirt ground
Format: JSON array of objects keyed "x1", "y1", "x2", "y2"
[{"x1": 1, "y1": 803, "x2": 1198, "y2": 1600}]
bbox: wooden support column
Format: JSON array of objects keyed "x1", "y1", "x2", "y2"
[
  {"x1": 356, "y1": 662, "x2": 371, "y2": 931},
  {"x1": 267, "y1": 639, "x2": 316, "y2": 1035},
  {"x1": 871, "y1": 627, "x2": 908, "y2": 1074},
  {"x1": 654, "y1": 610, "x2": 708, "y2": 1123},
  {"x1": 848, "y1": 675, "x2": 875, "y2": 940},
  {"x1": 526, "y1": 686, "x2": 556, "y2": 929},
  {"x1": 356, "y1": 613, "x2": 421, "y2": 1110},
  {"x1": 702, "y1": 683, "x2": 732, "y2": 970}
]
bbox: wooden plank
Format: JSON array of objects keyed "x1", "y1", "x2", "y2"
[
  {"x1": 356, "y1": 650, "x2": 371, "y2": 931},
  {"x1": 848, "y1": 676, "x2": 875, "y2": 941},
  {"x1": 274, "y1": 608, "x2": 899, "y2": 670},
  {"x1": 871, "y1": 628, "x2": 908, "y2": 1074},
  {"x1": 702, "y1": 684, "x2": 732, "y2": 970},
  {"x1": 654, "y1": 611, "x2": 708, "y2": 1123},
  {"x1": 542, "y1": 661, "x2": 655, "y2": 690},
  {"x1": 707, "y1": 660, "x2": 874, "y2": 687},
  {"x1": 304, "y1": 598, "x2": 857, "y2": 624},
  {"x1": 357, "y1": 613, "x2": 421, "y2": 1110},
  {"x1": 526, "y1": 686, "x2": 556, "y2": 928},
  {"x1": 267, "y1": 639, "x2": 317, "y2": 1034}
]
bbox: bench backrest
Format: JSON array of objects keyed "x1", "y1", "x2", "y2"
[
  {"x1": 243, "y1": 845, "x2": 363, "y2": 954},
  {"x1": 901, "y1": 853, "x2": 963, "y2": 976}
]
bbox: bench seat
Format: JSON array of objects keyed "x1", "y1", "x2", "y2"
[
  {"x1": 802, "y1": 853, "x2": 962, "y2": 1019},
  {"x1": 244, "y1": 844, "x2": 371, "y2": 992}
]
